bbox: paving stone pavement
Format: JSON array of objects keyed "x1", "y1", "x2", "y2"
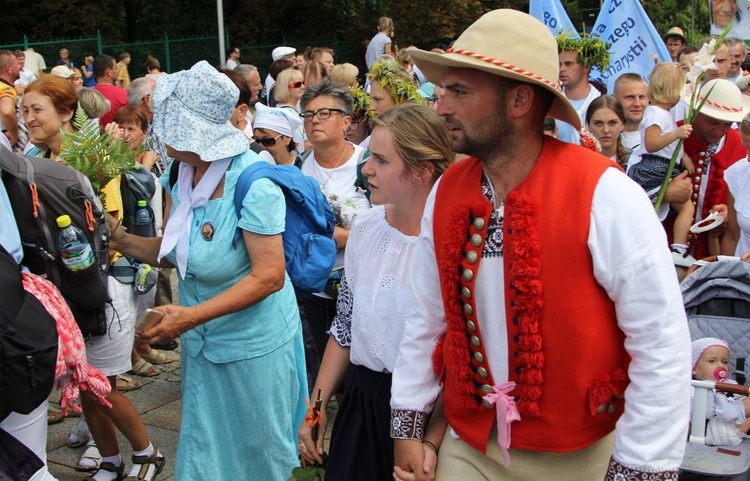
[{"x1": 46, "y1": 276, "x2": 338, "y2": 480}]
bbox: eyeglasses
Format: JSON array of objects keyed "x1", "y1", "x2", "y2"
[
  {"x1": 252, "y1": 133, "x2": 283, "y2": 147},
  {"x1": 425, "y1": 96, "x2": 442, "y2": 107},
  {"x1": 300, "y1": 108, "x2": 346, "y2": 122},
  {"x1": 288, "y1": 81, "x2": 305, "y2": 89},
  {"x1": 347, "y1": 119, "x2": 365, "y2": 131}
]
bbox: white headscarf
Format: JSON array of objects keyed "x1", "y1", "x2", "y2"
[
  {"x1": 157, "y1": 157, "x2": 232, "y2": 278},
  {"x1": 253, "y1": 103, "x2": 305, "y2": 152}
]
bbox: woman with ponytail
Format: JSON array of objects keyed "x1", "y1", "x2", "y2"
[{"x1": 585, "y1": 95, "x2": 630, "y2": 169}]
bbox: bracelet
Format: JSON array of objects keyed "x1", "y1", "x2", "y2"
[{"x1": 423, "y1": 439, "x2": 439, "y2": 454}]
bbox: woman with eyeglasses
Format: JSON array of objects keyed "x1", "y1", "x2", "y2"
[
  {"x1": 252, "y1": 103, "x2": 305, "y2": 165},
  {"x1": 275, "y1": 68, "x2": 306, "y2": 112},
  {"x1": 296, "y1": 79, "x2": 372, "y2": 392}
]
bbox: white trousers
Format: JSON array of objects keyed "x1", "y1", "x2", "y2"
[{"x1": 0, "y1": 400, "x2": 58, "y2": 481}]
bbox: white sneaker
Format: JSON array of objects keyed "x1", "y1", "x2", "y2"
[
  {"x1": 672, "y1": 249, "x2": 697, "y2": 268},
  {"x1": 76, "y1": 439, "x2": 101, "y2": 471}
]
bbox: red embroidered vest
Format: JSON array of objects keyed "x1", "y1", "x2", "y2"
[
  {"x1": 681, "y1": 128, "x2": 745, "y2": 258},
  {"x1": 432, "y1": 138, "x2": 630, "y2": 453}
]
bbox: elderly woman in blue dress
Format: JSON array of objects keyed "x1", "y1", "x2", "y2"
[{"x1": 108, "y1": 61, "x2": 307, "y2": 481}]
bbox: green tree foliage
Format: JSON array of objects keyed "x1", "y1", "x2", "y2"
[{"x1": 0, "y1": 0, "x2": 712, "y2": 54}]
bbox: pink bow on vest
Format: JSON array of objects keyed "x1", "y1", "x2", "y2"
[{"x1": 482, "y1": 381, "x2": 521, "y2": 467}]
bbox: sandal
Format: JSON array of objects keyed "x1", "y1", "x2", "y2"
[
  {"x1": 68, "y1": 425, "x2": 90, "y2": 448},
  {"x1": 124, "y1": 448, "x2": 165, "y2": 481},
  {"x1": 141, "y1": 349, "x2": 177, "y2": 365},
  {"x1": 47, "y1": 408, "x2": 64, "y2": 425},
  {"x1": 82, "y1": 461, "x2": 124, "y2": 480},
  {"x1": 129, "y1": 359, "x2": 160, "y2": 377},
  {"x1": 76, "y1": 439, "x2": 102, "y2": 472},
  {"x1": 116, "y1": 375, "x2": 143, "y2": 392}
]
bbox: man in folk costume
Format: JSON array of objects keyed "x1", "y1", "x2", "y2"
[
  {"x1": 678, "y1": 80, "x2": 750, "y2": 260},
  {"x1": 390, "y1": 10, "x2": 690, "y2": 481}
]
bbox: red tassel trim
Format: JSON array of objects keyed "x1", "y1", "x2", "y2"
[
  {"x1": 505, "y1": 192, "x2": 544, "y2": 417},
  {"x1": 587, "y1": 368, "x2": 630, "y2": 415}
]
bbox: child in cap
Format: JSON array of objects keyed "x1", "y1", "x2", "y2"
[{"x1": 691, "y1": 337, "x2": 750, "y2": 445}]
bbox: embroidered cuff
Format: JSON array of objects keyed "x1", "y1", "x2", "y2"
[
  {"x1": 390, "y1": 409, "x2": 427, "y2": 440},
  {"x1": 605, "y1": 456, "x2": 678, "y2": 481}
]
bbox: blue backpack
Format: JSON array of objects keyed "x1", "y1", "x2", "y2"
[{"x1": 233, "y1": 162, "x2": 337, "y2": 296}]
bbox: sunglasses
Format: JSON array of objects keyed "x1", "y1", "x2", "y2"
[
  {"x1": 288, "y1": 81, "x2": 305, "y2": 89},
  {"x1": 252, "y1": 133, "x2": 283, "y2": 147}
]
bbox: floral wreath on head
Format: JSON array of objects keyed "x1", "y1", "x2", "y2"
[
  {"x1": 367, "y1": 56, "x2": 424, "y2": 105},
  {"x1": 350, "y1": 85, "x2": 374, "y2": 118},
  {"x1": 556, "y1": 32, "x2": 612, "y2": 71}
]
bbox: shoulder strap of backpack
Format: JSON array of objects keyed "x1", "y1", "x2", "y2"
[
  {"x1": 20, "y1": 156, "x2": 61, "y2": 285},
  {"x1": 232, "y1": 162, "x2": 276, "y2": 247},
  {"x1": 355, "y1": 148, "x2": 370, "y2": 200},
  {"x1": 293, "y1": 149, "x2": 313, "y2": 170},
  {"x1": 168, "y1": 160, "x2": 180, "y2": 190}
]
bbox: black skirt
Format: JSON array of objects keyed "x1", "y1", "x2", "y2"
[{"x1": 326, "y1": 365, "x2": 393, "y2": 481}]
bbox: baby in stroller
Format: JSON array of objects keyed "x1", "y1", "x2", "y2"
[{"x1": 692, "y1": 337, "x2": 750, "y2": 445}]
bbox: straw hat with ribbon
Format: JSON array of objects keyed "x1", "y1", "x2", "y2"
[
  {"x1": 684, "y1": 79, "x2": 750, "y2": 123},
  {"x1": 406, "y1": 9, "x2": 582, "y2": 129}
]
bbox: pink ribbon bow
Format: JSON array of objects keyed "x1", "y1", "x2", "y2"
[{"x1": 482, "y1": 381, "x2": 521, "y2": 467}]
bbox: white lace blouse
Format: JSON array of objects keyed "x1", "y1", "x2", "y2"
[{"x1": 329, "y1": 205, "x2": 418, "y2": 373}]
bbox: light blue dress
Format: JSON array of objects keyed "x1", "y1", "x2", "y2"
[{"x1": 159, "y1": 150, "x2": 308, "y2": 481}]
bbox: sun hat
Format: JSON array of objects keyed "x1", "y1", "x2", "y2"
[
  {"x1": 691, "y1": 337, "x2": 730, "y2": 369},
  {"x1": 272, "y1": 46, "x2": 296, "y2": 62},
  {"x1": 253, "y1": 103, "x2": 305, "y2": 152},
  {"x1": 664, "y1": 27, "x2": 687, "y2": 43},
  {"x1": 50, "y1": 65, "x2": 74, "y2": 78},
  {"x1": 151, "y1": 60, "x2": 249, "y2": 162},
  {"x1": 683, "y1": 79, "x2": 750, "y2": 123},
  {"x1": 405, "y1": 9, "x2": 582, "y2": 129}
]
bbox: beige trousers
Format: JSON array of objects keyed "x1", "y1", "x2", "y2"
[{"x1": 435, "y1": 426, "x2": 614, "y2": 481}]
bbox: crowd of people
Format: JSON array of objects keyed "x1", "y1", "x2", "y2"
[{"x1": 3, "y1": 7, "x2": 750, "y2": 481}]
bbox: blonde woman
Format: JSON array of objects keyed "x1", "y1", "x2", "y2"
[
  {"x1": 298, "y1": 103, "x2": 453, "y2": 481},
  {"x1": 330, "y1": 63, "x2": 359, "y2": 88},
  {"x1": 274, "y1": 68, "x2": 305, "y2": 111}
]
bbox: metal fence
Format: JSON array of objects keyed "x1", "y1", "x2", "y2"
[{"x1": 1, "y1": 32, "x2": 364, "y2": 81}]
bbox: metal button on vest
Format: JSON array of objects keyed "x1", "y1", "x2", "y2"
[
  {"x1": 463, "y1": 303, "x2": 474, "y2": 316},
  {"x1": 477, "y1": 367, "x2": 488, "y2": 378},
  {"x1": 607, "y1": 404, "x2": 616, "y2": 414},
  {"x1": 471, "y1": 233, "x2": 482, "y2": 247},
  {"x1": 470, "y1": 335, "x2": 480, "y2": 347},
  {"x1": 466, "y1": 250, "x2": 478, "y2": 264},
  {"x1": 466, "y1": 320, "x2": 476, "y2": 332},
  {"x1": 473, "y1": 351, "x2": 484, "y2": 363},
  {"x1": 696, "y1": 167, "x2": 703, "y2": 174},
  {"x1": 462, "y1": 286, "x2": 472, "y2": 299},
  {"x1": 596, "y1": 403, "x2": 606, "y2": 414},
  {"x1": 481, "y1": 399, "x2": 493, "y2": 409},
  {"x1": 482, "y1": 384, "x2": 493, "y2": 394},
  {"x1": 463, "y1": 268, "x2": 474, "y2": 282},
  {"x1": 473, "y1": 217, "x2": 485, "y2": 230}
]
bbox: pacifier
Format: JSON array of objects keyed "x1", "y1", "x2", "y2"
[
  {"x1": 714, "y1": 367, "x2": 729, "y2": 382},
  {"x1": 690, "y1": 211, "x2": 724, "y2": 234}
]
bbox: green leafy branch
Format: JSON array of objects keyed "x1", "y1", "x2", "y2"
[{"x1": 58, "y1": 105, "x2": 140, "y2": 196}]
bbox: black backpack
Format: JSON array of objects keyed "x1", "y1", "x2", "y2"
[
  {"x1": 0, "y1": 244, "x2": 58, "y2": 422},
  {"x1": 120, "y1": 164, "x2": 156, "y2": 238},
  {"x1": 0, "y1": 146, "x2": 110, "y2": 337}
]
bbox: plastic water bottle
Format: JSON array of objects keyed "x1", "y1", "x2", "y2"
[
  {"x1": 56, "y1": 215, "x2": 94, "y2": 271},
  {"x1": 133, "y1": 200, "x2": 152, "y2": 237}
]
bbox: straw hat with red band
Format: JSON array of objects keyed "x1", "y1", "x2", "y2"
[
  {"x1": 405, "y1": 9, "x2": 582, "y2": 130},
  {"x1": 683, "y1": 79, "x2": 750, "y2": 123}
]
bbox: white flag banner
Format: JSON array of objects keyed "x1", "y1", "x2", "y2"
[
  {"x1": 529, "y1": 0, "x2": 579, "y2": 37},
  {"x1": 590, "y1": 0, "x2": 671, "y2": 93}
]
